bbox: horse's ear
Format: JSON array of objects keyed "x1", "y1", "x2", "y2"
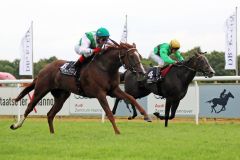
[
  {"x1": 132, "y1": 43, "x2": 136, "y2": 48},
  {"x1": 198, "y1": 51, "x2": 207, "y2": 55}
]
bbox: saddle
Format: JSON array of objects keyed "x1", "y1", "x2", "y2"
[
  {"x1": 59, "y1": 61, "x2": 77, "y2": 76},
  {"x1": 146, "y1": 65, "x2": 173, "y2": 83},
  {"x1": 59, "y1": 61, "x2": 84, "y2": 95}
]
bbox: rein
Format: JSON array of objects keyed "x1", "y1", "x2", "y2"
[
  {"x1": 174, "y1": 63, "x2": 196, "y2": 72},
  {"x1": 174, "y1": 55, "x2": 204, "y2": 72}
]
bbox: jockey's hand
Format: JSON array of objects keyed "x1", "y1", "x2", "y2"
[
  {"x1": 176, "y1": 61, "x2": 183, "y2": 65},
  {"x1": 93, "y1": 47, "x2": 101, "y2": 54}
]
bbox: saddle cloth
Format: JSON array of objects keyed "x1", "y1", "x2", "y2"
[
  {"x1": 59, "y1": 61, "x2": 77, "y2": 76},
  {"x1": 146, "y1": 65, "x2": 172, "y2": 80}
]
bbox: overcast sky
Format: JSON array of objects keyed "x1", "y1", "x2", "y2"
[{"x1": 0, "y1": 0, "x2": 239, "y2": 62}]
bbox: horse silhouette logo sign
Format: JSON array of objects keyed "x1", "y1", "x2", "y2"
[{"x1": 206, "y1": 89, "x2": 234, "y2": 114}]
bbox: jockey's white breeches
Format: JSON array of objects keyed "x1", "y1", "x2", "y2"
[{"x1": 148, "y1": 51, "x2": 164, "y2": 67}]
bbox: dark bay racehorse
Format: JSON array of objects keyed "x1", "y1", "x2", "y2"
[
  {"x1": 10, "y1": 43, "x2": 151, "y2": 134},
  {"x1": 112, "y1": 52, "x2": 215, "y2": 127},
  {"x1": 206, "y1": 92, "x2": 234, "y2": 113}
]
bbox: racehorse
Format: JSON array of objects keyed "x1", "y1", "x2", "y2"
[
  {"x1": 10, "y1": 42, "x2": 151, "y2": 135},
  {"x1": 112, "y1": 51, "x2": 215, "y2": 127},
  {"x1": 206, "y1": 92, "x2": 234, "y2": 113}
]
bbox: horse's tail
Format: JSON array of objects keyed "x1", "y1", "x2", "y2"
[
  {"x1": 206, "y1": 100, "x2": 212, "y2": 103},
  {"x1": 15, "y1": 78, "x2": 36, "y2": 102}
]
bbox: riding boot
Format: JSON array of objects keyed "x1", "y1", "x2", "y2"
[
  {"x1": 155, "y1": 67, "x2": 160, "y2": 81},
  {"x1": 152, "y1": 67, "x2": 161, "y2": 82},
  {"x1": 74, "y1": 56, "x2": 85, "y2": 81},
  {"x1": 156, "y1": 67, "x2": 163, "y2": 81},
  {"x1": 73, "y1": 59, "x2": 82, "y2": 70}
]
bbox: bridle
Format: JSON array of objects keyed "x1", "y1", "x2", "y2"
[
  {"x1": 119, "y1": 48, "x2": 141, "y2": 71},
  {"x1": 107, "y1": 38, "x2": 143, "y2": 72}
]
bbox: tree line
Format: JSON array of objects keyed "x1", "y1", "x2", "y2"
[{"x1": 0, "y1": 47, "x2": 239, "y2": 79}]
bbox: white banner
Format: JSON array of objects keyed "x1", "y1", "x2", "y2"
[
  {"x1": 0, "y1": 88, "x2": 69, "y2": 115},
  {"x1": 225, "y1": 11, "x2": 237, "y2": 70},
  {"x1": 120, "y1": 15, "x2": 127, "y2": 43},
  {"x1": 147, "y1": 85, "x2": 197, "y2": 116},
  {"x1": 19, "y1": 22, "x2": 33, "y2": 75},
  {"x1": 69, "y1": 94, "x2": 114, "y2": 114}
]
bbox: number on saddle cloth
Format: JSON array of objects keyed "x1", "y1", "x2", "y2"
[
  {"x1": 146, "y1": 65, "x2": 172, "y2": 83},
  {"x1": 146, "y1": 67, "x2": 160, "y2": 80},
  {"x1": 59, "y1": 61, "x2": 77, "y2": 76}
]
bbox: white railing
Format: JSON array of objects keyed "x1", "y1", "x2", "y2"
[
  {"x1": 0, "y1": 79, "x2": 33, "y2": 84},
  {"x1": 0, "y1": 76, "x2": 239, "y2": 84},
  {"x1": 194, "y1": 76, "x2": 240, "y2": 81},
  {"x1": 0, "y1": 77, "x2": 239, "y2": 124},
  {"x1": 0, "y1": 76, "x2": 240, "y2": 84}
]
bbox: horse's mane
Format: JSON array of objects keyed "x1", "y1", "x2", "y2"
[
  {"x1": 120, "y1": 42, "x2": 135, "y2": 49},
  {"x1": 104, "y1": 42, "x2": 135, "y2": 52}
]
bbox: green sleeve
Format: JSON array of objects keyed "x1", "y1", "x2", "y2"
[
  {"x1": 160, "y1": 48, "x2": 175, "y2": 64},
  {"x1": 175, "y1": 51, "x2": 184, "y2": 61}
]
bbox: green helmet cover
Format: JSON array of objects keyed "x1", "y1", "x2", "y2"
[{"x1": 96, "y1": 27, "x2": 110, "y2": 37}]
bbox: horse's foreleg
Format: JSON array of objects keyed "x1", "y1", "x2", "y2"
[
  {"x1": 47, "y1": 90, "x2": 70, "y2": 134},
  {"x1": 169, "y1": 100, "x2": 180, "y2": 120},
  {"x1": 97, "y1": 93, "x2": 120, "y2": 135},
  {"x1": 112, "y1": 98, "x2": 121, "y2": 115},
  {"x1": 113, "y1": 87, "x2": 151, "y2": 122},
  {"x1": 164, "y1": 99, "x2": 172, "y2": 127}
]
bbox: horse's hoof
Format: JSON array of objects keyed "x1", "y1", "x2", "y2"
[
  {"x1": 132, "y1": 115, "x2": 137, "y2": 119},
  {"x1": 10, "y1": 124, "x2": 16, "y2": 130},
  {"x1": 128, "y1": 117, "x2": 133, "y2": 120},
  {"x1": 153, "y1": 112, "x2": 160, "y2": 118},
  {"x1": 159, "y1": 117, "x2": 165, "y2": 120},
  {"x1": 144, "y1": 117, "x2": 152, "y2": 122}
]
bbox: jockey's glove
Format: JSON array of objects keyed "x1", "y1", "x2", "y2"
[
  {"x1": 176, "y1": 61, "x2": 184, "y2": 65},
  {"x1": 93, "y1": 47, "x2": 101, "y2": 54}
]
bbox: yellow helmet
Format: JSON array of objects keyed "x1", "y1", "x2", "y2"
[{"x1": 170, "y1": 39, "x2": 180, "y2": 49}]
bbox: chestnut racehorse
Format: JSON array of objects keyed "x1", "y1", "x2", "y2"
[{"x1": 10, "y1": 43, "x2": 151, "y2": 134}]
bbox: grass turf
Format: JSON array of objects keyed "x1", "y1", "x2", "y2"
[{"x1": 0, "y1": 118, "x2": 240, "y2": 160}]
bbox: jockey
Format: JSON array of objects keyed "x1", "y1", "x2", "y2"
[
  {"x1": 220, "y1": 89, "x2": 227, "y2": 99},
  {"x1": 149, "y1": 39, "x2": 184, "y2": 67},
  {"x1": 74, "y1": 27, "x2": 110, "y2": 70},
  {"x1": 148, "y1": 39, "x2": 184, "y2": 82}
]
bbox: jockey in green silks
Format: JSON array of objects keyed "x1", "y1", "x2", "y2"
[
  {"x1": 148, "y1": 39, "x2": 184, "y2": 83},
  {"x1": 149, "y1": 39, "x2": 184, "y2": 67},
  {"x1": 74, "y1": 27, "x2": 110, "y2": 69}
]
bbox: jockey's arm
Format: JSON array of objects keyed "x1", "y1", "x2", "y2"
[
  {"x1": 175, "y1": 50, "x2": 184, "y2": 61},
  {"x1": 160, "y1": 48, "x2": 175, "y2": 64},
  {"x1": 74, "y1": 34, "x2": 94, "y2": 57}
]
